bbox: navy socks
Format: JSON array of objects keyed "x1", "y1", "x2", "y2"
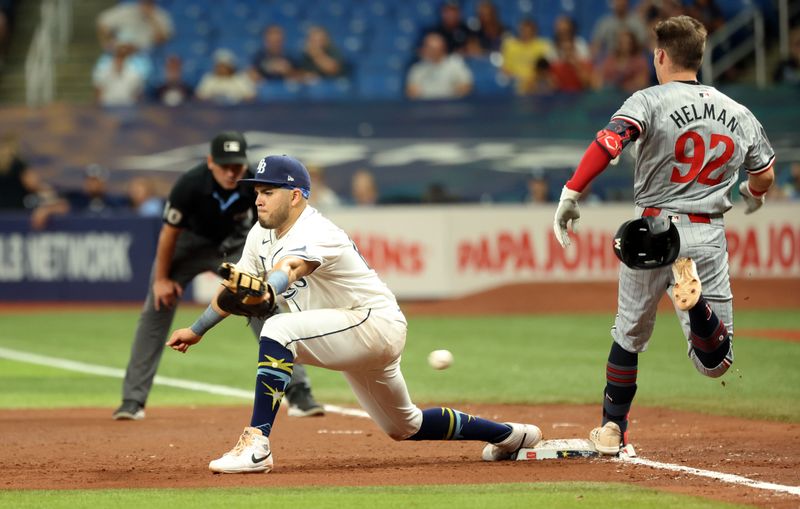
[
  {"x1": 687, "y1": 296, "x2": 731, "y2": 368},
  {"x1": 408, "y1": 407, "x2": 512, "y2": 443},
  {"x1": 250, "y1": 338, "x2": 294, "y2": 436},
  {"x1": 602, "y1": 342, "x2": 638, "y2": 434}
]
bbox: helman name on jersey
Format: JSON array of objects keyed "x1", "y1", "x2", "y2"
[{"x1": 669, "y1": 103, "x2": 738, "y2": 133}]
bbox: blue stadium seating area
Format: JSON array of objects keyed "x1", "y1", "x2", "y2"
[{"x1": 142, "y1": 0, "x2": 774, "y2": 102}]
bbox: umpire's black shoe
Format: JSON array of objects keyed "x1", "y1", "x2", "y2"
[
  {"x1": 285, "y1": 386, "x2": 325, "y2": 417},
  {"x1": 113, "y1": 400, "x2": 145, "y2": 421}
]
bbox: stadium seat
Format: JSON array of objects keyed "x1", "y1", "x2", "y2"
[
  {"x1": 356, "y1": 71, "x2": 404, "y2": 100},
  {"x1": 466, "y1": 57, "x2": 514, "y2": 97},
  {"x1": 256, "y1": 80, "x2": 305, "y2": 102},
  {"x1": 305, "y1": 78, "x2": 354, "y2": 101}
]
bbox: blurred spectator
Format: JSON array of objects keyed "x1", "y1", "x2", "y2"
[
  {"x1": 98, "y1": 30, "x2": 155, "y2": 79},
  {"x1": 152, "y1": 54, "x2": 193, "y2": 107},
  {"x1": 195, "y1": 49, "x2": 256, "y2": 104},
  {"x1": 549, "y1": 16, "x2": 590, "y2": 61},
  {"x1": 92, "y1": 35, "x2": 149, "y2": 107},
  {"x1": 307, "y1": 164, "x2": 342, "y2": 211},
  {"x1": 63, "y1": 164, "x2": 129, "y2": 215},
  {"x1": 0, "y1": 133, "x2": 52, "y2": 212},
  {"x1": 406, "y1": 33, "x2": 473, "y2": 100},
  {"x1": 350, "y1": 169, "x2": 380, "y2": 206},
  {"x1": 520, "y1": 58, "x2": 554, "y2": 95},
  {"x1": 591, "y1": 0, "x2": 648, "y2": 59},
  {"x1": 425, "y1": 1, "x2": 471, "y2": 53},
  {"x1": 466, "y1": 0, "x2": 507, "y2": 56},
  {"x1": 31, "y1": 164, "x2": 129, "y2": 229},
  {"x1": 501, "y1": 19, "x2": 553, "y2": 95},
  {"x1": 685, "y1": 0, "x2": 724, "y2": 34},
  {"x1": 0, "y1": 0, "x2": 13, "y2": 68},
  {"x1": 297, "y1": 26, "x2": 345, "y2": 81},
  {"x1": 783, "y1": 162, "x2": 800, "y2": 200},
  {"x1": 97, "y1": 0, "x2": 173, "y2": 53},
  {"x1": 593, "y1": 29, "x2": 650, "y2": 93},
  {"x1": 774, "y1": 27, "x2": 800, "y2": 86},
  {"x1": 127, "y1": 176, "x2": 164, "y2": 217},
  {"x1": 524, "y1": 170, "x2": 550, "y2": 204},
  {"x1": 423, "y1": 182, "x2": 460, "y2": 203},
  {"x1": 249, "y1": 25, "x2": 298, "y2": 82},
  {"x1": 638, "y1": 0, "x2": 684, "y2": 25},
  {"x1": 549, "y1": 39, "x2": 593, "y2": 93}
]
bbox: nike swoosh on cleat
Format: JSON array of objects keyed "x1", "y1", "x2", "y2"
[{"x1": 251, "y1": 452, "x2": 271, "y2": 463}]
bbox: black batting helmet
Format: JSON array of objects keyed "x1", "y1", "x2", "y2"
[{"x1": 613, "y1": 216, "x2": 680, "y2": 269}]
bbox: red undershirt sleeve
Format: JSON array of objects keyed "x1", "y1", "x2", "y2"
[{"x1": 565, "y1": 141, "x2": 613, "y2": 193}]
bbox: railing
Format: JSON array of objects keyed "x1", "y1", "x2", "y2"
[
  {"x1": 701, "y1": 8, "x2": 765, "y2": 88},
  {"x1": 24, "y1": 0, "x2": 73, "y2": 106},
  {"x1": 778, "y1": 0, "x2": 800, "y2": 60}
]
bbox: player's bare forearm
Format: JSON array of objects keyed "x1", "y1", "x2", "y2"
[
  {"x1": 154, "y1": 224, "x2": 181, "y2": 281},
  {"x1": 748, "y1": 166, "x2": 775, "y2": 194},
  {"x1": 152, "y1": 224, "x2": 183, "y2": 309},
  {"x1": 273, "y1": 256, "x2": 320, "y2": 286}
]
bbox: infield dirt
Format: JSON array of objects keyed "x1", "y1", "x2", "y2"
[{"x1": 1, "y1": 278, "x2": 798, "y2": 508}]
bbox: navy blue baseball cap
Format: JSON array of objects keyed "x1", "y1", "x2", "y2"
[{"x1": 239, "y1": 155, "x2": 311, "y2": 198}]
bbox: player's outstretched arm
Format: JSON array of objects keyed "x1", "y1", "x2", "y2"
[
  {"x1": 167, "y1": 290, "x2": 231, "y2": 353},
  {"x1": 553, "y1": 118, "x2": 640, "y2": 248}
]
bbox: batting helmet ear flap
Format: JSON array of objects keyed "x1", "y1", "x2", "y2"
[{"x1": 613, "y1": 216, "x2": 680, "y2": 269}]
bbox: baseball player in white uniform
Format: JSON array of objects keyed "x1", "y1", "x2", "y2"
[
  {"x1": 167, "y1": 155, "x2": 542, "y2": 473},
  {"x1": 553, "y1": 16, "x2": 775, "y2": 455}
]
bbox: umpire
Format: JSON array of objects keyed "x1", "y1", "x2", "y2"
[{"x1": 113, "y1": 131, "x2": 324, "y2": 420}]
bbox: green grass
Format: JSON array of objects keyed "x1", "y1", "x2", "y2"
[
  {"x1": 1, "y1": 308, "x2": 794, "y2": 507},
  {"x1": 0, "y1": 483, "x2": 750, "y2": 509},
  {"x1": 0, "y1": 308, "x2": 798, "y2": 421}
]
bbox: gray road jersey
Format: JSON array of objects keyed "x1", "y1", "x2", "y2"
[{"x1": 613, "y1": 81, "x2": 774, "y2": 214}]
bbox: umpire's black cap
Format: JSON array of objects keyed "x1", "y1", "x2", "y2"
[{"x1": 210, "y1": 131, "x2": 248, "y2": 165}]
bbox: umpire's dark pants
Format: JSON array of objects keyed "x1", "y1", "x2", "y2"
[{"x1": 121, "y1": 230, "x2": 310, "y2": 406}]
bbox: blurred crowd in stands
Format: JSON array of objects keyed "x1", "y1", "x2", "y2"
[
  {"x1": 81, "y1": 0, "x2": 798, "y2": 107},
  {"x1": 3, "y1": 127, "x2": 800, "y2": 228},
  {"x1": 1, "y1": 0, "x2": 798, "y2": 220},
  {"x1": 0, "y1": 0, "x2": 13, "y2": 71}
]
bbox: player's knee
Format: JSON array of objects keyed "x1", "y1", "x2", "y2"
[
  {"x1": 386, "y1": 407, "x2": 423, "y2": 441},
  {"x1": 688, "y1": 337, "x2": 733, "y2": 378}
]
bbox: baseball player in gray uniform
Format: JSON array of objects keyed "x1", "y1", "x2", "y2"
[
  {"x1": 167, "y1": 155, "x2": 542, "y2": 473},
  {"x1": 553, "y1": 16, "x2": 775, "y2": 455}
]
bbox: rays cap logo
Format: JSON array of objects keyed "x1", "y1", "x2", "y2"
[
  {"x1": 240, "y1": 155, "x2": 311, "y2": 199},
  {"x1": 210, "y1": 131, "x2": 248, "y2": 166}
]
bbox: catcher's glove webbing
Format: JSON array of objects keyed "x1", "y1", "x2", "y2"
[{"x1": 217, "y1": 263, "x2": 277, "y2": 318}]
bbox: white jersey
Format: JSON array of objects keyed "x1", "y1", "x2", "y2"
[
  {"x1": 236, "y1": 206, "x2": 400, "y2": 314},
  {"x1": 613, "y1": 81, "x2": 775, "y2": 214}
]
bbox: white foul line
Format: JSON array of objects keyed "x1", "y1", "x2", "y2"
[
  {"x1": 1, "y1": 346, "x2": 798, "y2": 496},
  {"x1": 0, "y1": 346, "x2": 368, "y2": 418},
  {"x1": 618, "y1": 456, "x2": 800, "y2": 496}
]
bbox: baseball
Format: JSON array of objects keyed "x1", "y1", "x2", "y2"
[{"x1": 428, "y1": 349, "x2": 454, "y2": 370}]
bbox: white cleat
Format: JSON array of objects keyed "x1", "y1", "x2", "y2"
[
  {"x1": 672, "y1": 257, "x2": 702, "y2": 311},
  {"x1": 209, "y1": 427, "x2": 273, "y2": 474},
  {"x1": 481, "y1": 423, "x2": 543, "y2": 461},
  {"x1": 589, "y1": 421, "x2": 622, "y2": 456}
]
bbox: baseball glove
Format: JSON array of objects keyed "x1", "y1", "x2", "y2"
[{"x1": 217, "y1": 263, "x2": 277, "y2": 319}]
